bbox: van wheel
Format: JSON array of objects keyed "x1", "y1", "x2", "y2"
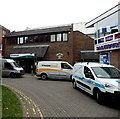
[
  {"x1": 73, "y1": 80, "x2": 77, "y2": 89},
  {"x1": 41, "y1": 74, "x2": 47, "y2": 80},
  {"x1": 95, "y1": 90, "x2": 103, "y2": 104},
  {"x1": 10, "y1": 73, "x2": 16, "y2": 78},
  {"x1": 70, "y1": 75, "x2": 72, "y2": 80}
]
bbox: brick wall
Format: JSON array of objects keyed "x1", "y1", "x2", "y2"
[
  {"x1": 43, "y1": 32, "x2": 74, "y2": 64},
  {"x1": 73, "y1": 31, "x2": 94, "y2": 63},
  {"x1": 0, "y1": 26, "x2": 10, "y2": 56},
  {"x1": 110, "y1": 49, "x2": 120, "y2": 69},
  {"x1": 3, "y1": 31, "x2": 94, "y2": 65}
]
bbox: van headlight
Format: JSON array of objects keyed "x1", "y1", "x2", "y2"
[{"x1": 105, "y1": 83, "x2": 115, "y2": 88}]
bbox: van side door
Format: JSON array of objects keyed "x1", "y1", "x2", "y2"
[
  {"x1": 60, "y1": 63, "x2": 73, "y2": 79},
  {"x1": 83, "y1": 66, "x2": 95, "y2": 94},
  {"x1": 2, "y1": 62, "x2": 14, "y2": 76}
]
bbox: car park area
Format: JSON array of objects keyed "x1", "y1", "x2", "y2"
[{"x1": 2, "y1": 74, "x2": 120, "y2": 118}]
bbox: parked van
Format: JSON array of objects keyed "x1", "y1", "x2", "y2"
[
  {"x1": 72, "y1": 62, "x2": 120, "y2": 104},
  {"x1": 36, "y1": 61, "x2": 73, "y2": 80},
  {"x1": 1, "y1": 58, "x2": 24, "y2": 77}
]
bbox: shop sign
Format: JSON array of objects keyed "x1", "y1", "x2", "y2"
[
  {"x1": 105, "y1": 35, "x2": 113, "y2": 41},
  {"x1": 10, "y1": 53, "x2": 35, "y2": 58},
  {"x1": 95, "y1": 32, "x2": 120, "y2": 52},
  {"x1": 100, "y1": 52, "x2": 110, "y2": 65},
  {"x1": 96, "y1": 42, "x2": 120, "y2": 51}
]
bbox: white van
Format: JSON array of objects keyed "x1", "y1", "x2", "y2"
[
  {"x1": 1, "y1": 58, "x2": 24, "y2": 77},
  {"x1": 36, "y1": 61, "x2": 73, "y2": 80},
  {"x1": 72, "y1": 62, "x2": 120, "y2": 104}
]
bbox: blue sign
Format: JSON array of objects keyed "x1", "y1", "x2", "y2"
[{"x1": 100, "y1": 52, "x2": 110, "y2": 65}]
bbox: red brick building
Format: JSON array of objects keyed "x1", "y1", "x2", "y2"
[
  {"x1": 0, "y1": 25, "x2": 10, "y2": 57},
  {"x1": 3, "y1": 24, "x2": 94, "y2": 73}
]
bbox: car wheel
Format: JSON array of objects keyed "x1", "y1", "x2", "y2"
[{"x1": 41, "y1": 74, "x2": 47, "y2": 80}]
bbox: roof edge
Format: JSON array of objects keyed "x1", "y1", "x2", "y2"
[{"x1": 85, "y1": 2, "x2": 120, "y2": 28}]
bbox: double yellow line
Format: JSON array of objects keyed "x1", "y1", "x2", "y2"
[{"x1": 2, "y1": 84, "x2": 44, "y2": 119}]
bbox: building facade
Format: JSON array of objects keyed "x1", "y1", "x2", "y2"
[
  {"x1": 86, "y1": 2, "x2": 120, "y2": 69},
  {"x1": 0, "y1": 25, "x2": 10, "y2": 57},
  {"x1": 4, "y1": 24, "x2": 94, "y2": 73},
  {"x1": 73, "y1": 22, "x2": 95, "y2": 38}
]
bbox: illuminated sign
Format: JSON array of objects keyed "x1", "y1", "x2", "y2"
[
  {"x1": 95, "y1": 32, "x2": 120, "y2": 52},
  {"x1": 96, "y1": 42, "x2": 120, "y2": 51},
  {"x1": 105, "y1": 35, "x2": 113, "y2": 41}
]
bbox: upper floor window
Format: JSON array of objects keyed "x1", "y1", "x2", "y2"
[
  {"x1": 17, "y1": 37, "x2": 24, "y2": 44},
  {"x1": 2, "y1": 30, "x2": 6, "y2": 37},
  {"x1": 50, "y1": 33, "x2": 68, "y2": 42},
  {"x1": 57, "y1": 34, "x2": 62, "y2": 42},
  {"x1": 20, "y1": 37, "x2": 24, "y2": 44},
  {"x1": 51, "y1": 35, "x2": 55, "y2": 42},
  {"x1": 16, "y1": 33, "x2": 68, "y2": 45},
  {"x1": 24, "y1": 37, "x2": 28, "y2": 43},
  {"x1": 63, "y1": 33, "x2": 67, "y2": 41}
]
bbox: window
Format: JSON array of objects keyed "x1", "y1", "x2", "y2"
[
  {"x1": 20, "y1": 37, "x2": 24, "y2": 44},
  {"x1": 57, "y1": 34, "x2": 62, "y2": 42},
  {"x1": 63, "y1": 33, "x2": 67, "y2": 41},
  {"x1": 4, "y1": 62, "x2": 13, "y2": 70},
  {"x1": 2, "y1": 30, "x2": 6, "y2": 37},
  {"x1": 51, "y1": 35, "x2": 55, "y2": 42},
  {"x1": 61, "y1": 63, "x2": 72, "y2": 69},
  {"x1": 17, "y1": 37, "x2": 24, "y2": 44},
  {"x1": 98, "y1": 38, "x2": 104, "y2": 43},
  {"x1": 94, "y1": 40, "x2": 97, "y2": 44},
  {"x1": 0, "y1": 44, "x2": 2, "y2": 50},
  {"x1": 115, "y1": 32, "x2": 120, "y2": 39},
  {"x1": 51, "y1": 33, "x2": 68, "y2": 42},
  {"x1": 84, "y1": 66, "x2": 94, "y2": 79},
  {"x1": 24, "y1": 37, "x2": 28, "y2": 43},
  {"x1": 17, "y1": 37, "x2": 19, "y2": 44}
]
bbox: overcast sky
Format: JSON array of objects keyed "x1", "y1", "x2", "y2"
[{"x1": 1, "y1": 0, "x2": 119, "y2": 31}]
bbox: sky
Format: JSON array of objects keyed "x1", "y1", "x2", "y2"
[{"x1": 0, "y1": 0, "x2": 120, "y2": 31}]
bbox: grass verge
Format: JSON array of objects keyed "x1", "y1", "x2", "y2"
[{"x1": 2, "y1": 85, "x2": 23, "y2": 118}]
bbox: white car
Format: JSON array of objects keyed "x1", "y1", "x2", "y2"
[{"x1": 72, "y1": 62, "x2": 120, "y2": 104}]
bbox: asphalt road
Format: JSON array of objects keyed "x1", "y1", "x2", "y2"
[{"x1": 2, "y1": 74, "x2": 120, "y2": 118}]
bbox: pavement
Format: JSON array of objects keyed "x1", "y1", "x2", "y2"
[
  {"x1": 3, "y1": 74, "x2": 43, "y2": 119},
  {"x1": 2, "y1": 73, "x2": 120, "y2": 118}
]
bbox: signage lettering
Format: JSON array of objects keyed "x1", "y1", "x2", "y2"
[
  {"x1": 105, "y1": 35, "x2": 113, "y2": 41},
  {"x1": 96, "y1": 42, "x2": 120, "y2": 51}
]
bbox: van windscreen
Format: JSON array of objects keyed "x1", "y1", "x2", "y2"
[
  {"x1": 92, "y1": 67, "x2": 120, "y2": 79},
  {"x1": 12, "y1": 62, "x2": 20, "y2": 68}
]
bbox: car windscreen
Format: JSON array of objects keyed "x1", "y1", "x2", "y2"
[{"x1": 91, "y1": 67, "x2": 120, "y2": 79}]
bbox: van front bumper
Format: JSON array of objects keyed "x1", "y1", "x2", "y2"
[
  {"x1": 20, "y1": 70, "x2": 25, "y2": 75},
  {"x1": 105, "y1": 91, "x2": 120, "y2": 98}
]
